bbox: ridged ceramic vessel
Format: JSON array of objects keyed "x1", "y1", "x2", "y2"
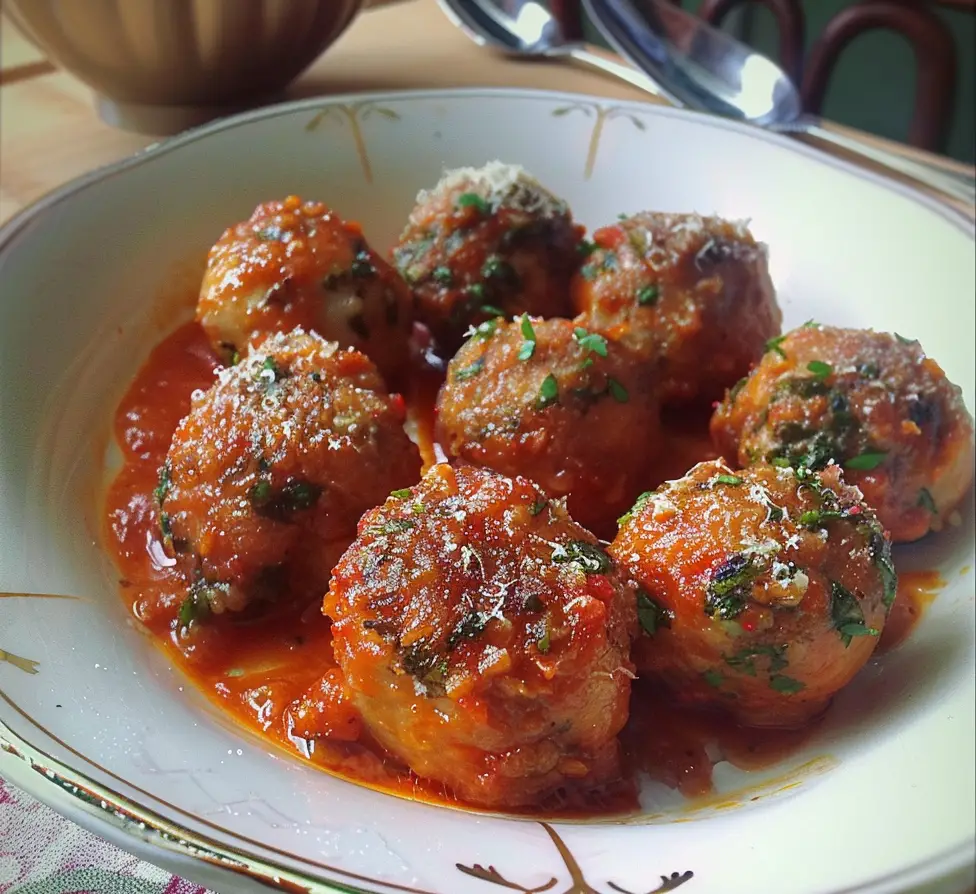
[{"x1": 4, "y1": 0, "x2": 362, "y2": 132}]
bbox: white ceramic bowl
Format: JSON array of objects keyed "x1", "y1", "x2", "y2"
[{"x1": 0, "y1": 89, "x2": 973, "y2": 894}]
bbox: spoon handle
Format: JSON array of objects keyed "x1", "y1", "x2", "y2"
[
  {"x1": 795, "y1": 120, "x2": 975, "y2": 208},
  {"x1": 562, "y1": 43, "x2": 665, "y2": 99}
]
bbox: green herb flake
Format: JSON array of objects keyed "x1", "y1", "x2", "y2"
[
  {"x1": 714, "y1": 474, "x2": 744, "y2": 486},
  {"x1": 636, "y1": 284, "x2": 660, "y2": 306},
  {"x1": 454, "y1": 357, "x2": 485, "y2": 381},
  {"x1": 576, "y1": 239, "x2": 597, "y2": 257},
  {"x1": 519, "y1": 314, "x2": 537, "y2": 362},
  {"x1": 704, "y1": 554, "x2": 758, "y2": 621},
  {"x1": 351, "y1": 251, "x2": 376, "y2": 278},
  {"x1": 894, "y1": 333, "x2": 916, "y2": 345},
  {"x1": 703, "y1": 669, "x2": 724, "y2": 689},
  {"x1": 536, "y1": 619, "x2": 551, "y2": 654},
  {"x1": 153, "y1": 463, "x2": 172, "y2": 506},
  {"x1": 637, "y1": 590, "x2": 673, "y2": 636},
  {"x1": 370, "y1": 518, "x2": 417, "y2": 537},
  {"x1": 529, "y1": 497, "x2": 548, "y2": 516},
  {"x1": 482, "y1": 256, "x2": 517, "y2": 283},
  {"x1": 769, "y1": 674, "x2": 806, "y2": 694},
  {"x1": 256, "y1": 225, "x2": 282, "y2": 241},
  {"x1": 226, "y1": 668, "x2": 245, "y2": 678},
  {"x1": 572, "y1": 327, "x2": 609, "y2": 357},
  {"x1": 551, "y1": 540, "x2": 612, "y2": 575},
  {"x1": 457, "y1": 192, "x2": 490, "y2": 214},
  {"x1": 830, "y1": 581, "x2": 878, "y2": 647},
  {"x1": 917, "y1": 488, "x2": 937, "y2": 514},
  {"x1": 765, "y1": 335, "x2": 788, "y2": 359},
  {"x1": 249, "y1": 479, "x2": 273, "y2": 508},
  {"x1": 480, "y1": 303, "x2": 505, "y2": 317},
  {"x1": 432, "y1": 266, "x2": 454, "y2": 285},
  {"x1": 807, "y1": 360, "x2": 833, "y2": 380},
  {"x1": 844, "y1": 451, "x2": 887, "y2": 471},
  {"x1": 724, "y1": 644, "x2": 788, "y2": 677},
  {"x1": 469, "y1": 318, "x2": 499, "y2": 342},
  {"x1": 536, "y1": 373, "x2": 559, "y2": 409},
  {"x1": 607, "y1": 378, "x2": 629, "y2": 403},
  {"x1": 618, "y1": 491, "x2": 653, "y2": 526},
  {"x1": 390, "y1": 488, "x2": 413, "y2": 500}
]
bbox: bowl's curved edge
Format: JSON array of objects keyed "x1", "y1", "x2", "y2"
[{"x1": 0, "y1": 87, "x2": 973, "y2": 894}]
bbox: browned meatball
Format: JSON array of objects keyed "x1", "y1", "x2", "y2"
[
  {"x1": 611, "y1": 459, "x2": 895, "y2": 729},
  {"x1": 572, "y1": 212, "x2": 781, "y2": 405},
  {"x1": 157, "y1": 329, "x2": 421, "y2": 628},
  {"x1": 324, "y1": 463, "x2": 638, "y2": 808},
  {"x1": 435, "y1": 316, "x2": 660, "y2": 537},
  {"x1": 710, "y1": 324, "x2": 975, "y2": 543},
  {"x1": 197, "y1": 195, "x2": 413, "y2": 381},
  {"x1": 392, "y1": 162, "x2": 584, "y2": 356}
]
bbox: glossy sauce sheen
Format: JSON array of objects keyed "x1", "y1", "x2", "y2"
[{"x1": 104, "y1": 320, "x2": 941, "y2": 815}]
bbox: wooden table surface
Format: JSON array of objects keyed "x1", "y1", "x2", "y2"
[{"x1": 1, "y1": 0, "x2": 974, "y2": 225}]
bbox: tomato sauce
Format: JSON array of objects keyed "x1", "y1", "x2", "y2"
[{"x1": 102, "y1": 320, "x2": 943, "y2": 817}]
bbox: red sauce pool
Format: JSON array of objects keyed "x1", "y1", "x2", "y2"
[{"x1": 102, "y1": 320, "x2": 942, "y2": 815}]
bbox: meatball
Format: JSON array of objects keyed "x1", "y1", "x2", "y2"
[
  {"x1": 197, "y1": 195, "x2": 413, "y2": 381},
  {"x1": 611, "y1": 459, "x2": 896, "y2": 729},
  {"x1": 324, "y1": 463, "x2": 638, "y2": 808},
  {"x1": 157, "y1": 329, "x2": 421, "y2": 626},
  {"x1": 435, "y1": 316, "x2": 660, "y2": 537},
  {"x1": 710, "y1": 324, "x2": 975, "y2": 542},
  {"x1": 392, "y1": 162, "x2": 584, "y2": 355},
  {"x1": 572, "y1": 211, "x2": 781, "y2": 405}
]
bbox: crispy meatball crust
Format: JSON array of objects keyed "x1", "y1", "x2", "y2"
[
  {"x1": 157, "y1": 329, "x2": 421, "y2": 625},
  {"x1": 197, "y1": 195, "x2": 413, "y2": 380},
  {"x1": 572, "y1": 212, "x2": 781, "y2": 405},
  {"x1": 611, "y1": 459, "x2": 896, "y2": 729},
  {"x1": 710, "y1": 325, "x2": 975, "y2": 542},
  {"x1": 392, "y1": 162, "x2": 584, "y2": 355},
  {"x1": 324, "y1": 463, "x2": 639, "y2": 808},
  {"x1": 435, "y1": 316, "x2": 661, "y2": 536}
]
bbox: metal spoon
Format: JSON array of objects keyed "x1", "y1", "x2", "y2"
[
  {"x1": 436, "y1": 0, "x2": 665, "y2": 98},
  {"x1": 584, "y1": 0, "x2": 975, "y2": 205}
]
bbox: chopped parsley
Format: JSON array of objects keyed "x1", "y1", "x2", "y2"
[
  {"x1": 704, "y1": 554, "x2": 759, "y2": 620},
  {"x1": 573, "y1": 327, "x2": 609, "y2": 357},
  {"x1": 480, "y1": 303, "x2": 505, "y2": 317},
  {"x1": 401, "y1": 643, "x2": 449, "y2": 697},
  {"x1": 519, "y1": 314, "x2": 537, "y2": 361},
  {"x1": 551, "y1": 540, "x2": 612, "y2": 575},
  {"x1": 258, "y1": 356, "x2": 285, "y2": 383},
  {"x1": 576, "y1": 239, "x2": 597, "y2": 257},
  {"x1": 637, "y1": 590, "x2": 673, "y2": 636},
  {"x1": 702, "y1": 669, "x2": 724, "y2": 689},
  {"x1": 469, "y1": 318, "x2": 500, "y2": 342},
  {"x1": 618, "y1": 490, "x2": 653, "y2": 526},
  {"x1": 369, "y1": 518, "x2": 417, "y2": 537},
  {"x1": 637, "y1": 284, "x2": 660, "y2": 306},
  {"x1": 454, "y1": 357, "x2": 485, "y2": 381},
  {"x1": 607, "y1": 378, "x2": 629, "y2": 403},
  {"x1": 536, "y1": 373, "x2": 559, "y2": 409},
  {"x1": 724, "y1": 644, "x2": 788, "y2": 676},
  {"x1": 536, "y1": 617, "x2": 552, "y2": 654},
  {"x1": 153, "y1": 463, "x2": 172, "y2": 505},
  {"x1": 482, "y1": 255, "x2": 518, "y2": 284},
  {"x1": 830, "y1": 581, "x2": 879, "y2": 647},
  {"x1": 457, "y1": 192, "x2": 490, "y2": 214},
  {"x1": 390, "y1": 488, "x2": 412, "y2": 500},
  {"x1": 844, "y1": 451, "x2": 887, "y2": 471},
  {"x1": 806, "y1": 360, "x2": 833, "y2": 379},
  {"x1": 432, "y1": 266, "x2": 454, "y2": 285},
  {"x1": 769, "y1": 674, "x2": 805, "y2": 694},
  {"x1": 765, "y1": 334, "x2": 788, "y2": 359},
  {"x1": 917, "y1": 488, "x2": 937, "y2": 514},
  {"x1": 528, "y1": 497, "x2": 548, "y2": 516},
  {"x1": 251, "y1": 480, "x2": 322, "y2": 519},
  {"x1": 447, "y1": 610, "x2": 490, "y2": 649},
  {"x1": 714, "y1": 474, "x2": 743, "y2": 486}
]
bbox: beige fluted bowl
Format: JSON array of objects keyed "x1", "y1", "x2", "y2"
[{"x1": 4, "y1": 0, "x2": 363, "y2": 134}]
